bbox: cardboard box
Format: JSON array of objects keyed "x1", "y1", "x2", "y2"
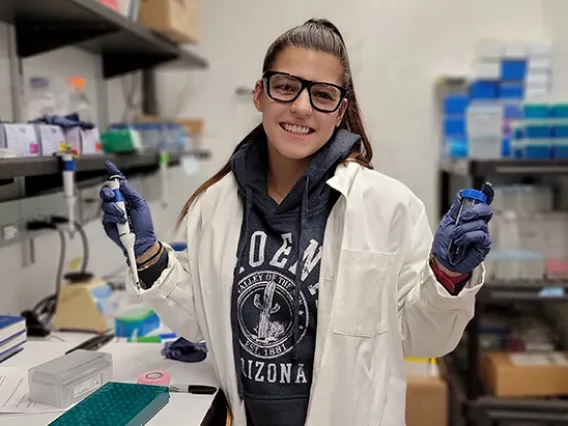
[
  {"x1": 138, "y1": 0, "x2": 198, "y2": 43},
  {"x1": 482, "y1": 351, "x2": 568, "y2": 397},
  {"x1": 405, "y1": 359, "x2": 448, "y2": 426}
]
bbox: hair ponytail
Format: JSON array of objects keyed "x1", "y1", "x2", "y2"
[{"x1": 176, "y1": 19, "x2": 372, "y2": 229}]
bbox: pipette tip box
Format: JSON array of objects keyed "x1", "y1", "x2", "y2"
[
  {"x1": 48, "y1": 381, "x2": 170, "y2": 426},
  {"x1": 28, "y1": 349, "x2": 113, "y2": 409}
]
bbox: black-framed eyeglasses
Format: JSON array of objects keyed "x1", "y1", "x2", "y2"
[{"x1": 262, "y1": 71, "x2": 347, "y2": 113}]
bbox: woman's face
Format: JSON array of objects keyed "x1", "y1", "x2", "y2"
[{"x1": 254, "y1": 47, "x2": 347, "y2": 161}]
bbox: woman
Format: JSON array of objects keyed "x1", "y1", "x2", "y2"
[{"x1": 101, "y1": 19, "x2": 492, "y2": 426}]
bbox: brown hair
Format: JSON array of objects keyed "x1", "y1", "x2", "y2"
[{"x1": 176, "y1": 18, "x2": 373, "y2": 229}]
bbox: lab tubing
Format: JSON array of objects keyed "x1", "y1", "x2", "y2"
[
  {"x1": 106, "y1": 176, "x2": 141, "y2": 291},
  {"x1": 447, "y1": 189, "x2": 488, "y2": 266}
]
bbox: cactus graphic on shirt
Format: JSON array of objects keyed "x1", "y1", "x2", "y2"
[{"x1": 254, "y1": 280, "x2": 281, "y2": 339}]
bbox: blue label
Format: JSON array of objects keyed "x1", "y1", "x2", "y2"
[
  {"x1": 113, "y1": 188, "x2": 126, "y2": 203},
  {"x1": 62, "y1": 159, "x2": 75, "y2": 171}
]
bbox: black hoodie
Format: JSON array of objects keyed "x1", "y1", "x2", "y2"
[{"x1": 229, "y1": 126, "x2": 361, "y2": 426}]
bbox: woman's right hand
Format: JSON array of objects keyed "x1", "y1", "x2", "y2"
[{"x1": 100, "y1": 161, "x2": 158, "y2": 262}]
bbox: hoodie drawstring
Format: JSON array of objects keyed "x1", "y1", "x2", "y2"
[
  {"x1": 232, "y1": 186, "x2": 254, "y2": 399},
  {"x1": 292, "y1": 176, "x2": 310, "y2": 361}
]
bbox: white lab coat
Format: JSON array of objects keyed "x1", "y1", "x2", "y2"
[{"x1": 132, "y1": 162, "x2": 484, "y2": 426}]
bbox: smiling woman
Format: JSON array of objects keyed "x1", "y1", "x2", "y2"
[{"x1": 100, "y1": 17, "x2": 494, "y2": 426}]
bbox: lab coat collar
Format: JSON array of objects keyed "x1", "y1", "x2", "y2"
[{"x1": 326, "y1": 161, "x2": 361, "y2": 197}]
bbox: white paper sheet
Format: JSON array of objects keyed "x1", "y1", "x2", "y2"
[{"x1": 0, "y1": 367, "x2": 64, "y2": 414}]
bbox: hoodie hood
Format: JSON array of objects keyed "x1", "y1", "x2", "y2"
[{"x1": 230, "y1": 125, "x2": 361, "y2": 215}]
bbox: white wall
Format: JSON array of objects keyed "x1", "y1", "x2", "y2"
[
  {"x1": 542, "y1": 0, "x2": 568, "y2": 98},
  {"x1": 157, "y1": 0, "x2": 544, "y2": 223},
  {"x1": 0, "y1": 1, "x2": 547, "y2": 314}
]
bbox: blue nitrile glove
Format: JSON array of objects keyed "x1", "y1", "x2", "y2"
[
  {"x1": 31, "y1": 114, "x2": 95, "y2": 130},
  {"x1": 100, "y1": 161, "x2": 157, "y2": 258},
  {"x1": 432, "y1": 183, "x2": 494, "y2": 275}
]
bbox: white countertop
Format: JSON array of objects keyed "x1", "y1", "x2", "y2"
[{"x1": 0, "y1": 340, "x2": 220, "y2": 425}]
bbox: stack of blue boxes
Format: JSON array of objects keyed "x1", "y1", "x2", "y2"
[
  {"x1": 511, "y1": 103, "x2": 568, "y2": 159},
  {"x1": 443, "y1": 40, "x2": 552, "y2": 159},
  {"x1": 444, "y1": 94, "x2": 469, "y2": 158}
]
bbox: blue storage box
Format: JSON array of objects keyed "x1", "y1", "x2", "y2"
[
  {"x1": 501, "y1": 136, "x2": 511, "y2": 158},
  {"x1": 498, "y1": 83, "x2": 524, "y2": 100},
  {"x1": 504, "y1": 104, "x2": 523, "y2": 119},
  {"x1": 553, "y1": 125, "x2": 568, "y2": 138},
  {"x1": 525, "y1": 124, "x2": 551, "y2": 138},
  {"x1": 513, "y1": 148, "x2": 524, "y2": 159},
  {"x1": 444, "y1": 117, "x2": 466, "y2": 137},
  {"x1": 500, "y1": 60, "x2": 527, "y2": 81},
  {"x1": 525, "y1": 142, "x2": 552, "y2": 159},
  {"x1": 550, "y1": 104, "x2": 568, "y2": 118},
  {"x1": 444, "y1": 94, "x2": 469, "y2": 116},
  {"x1": 445, "y1": 138, "x2": 468, "y2": 159},
  {"x1": 511, "y1": 140, "x2": 524, "y2": 159},
  {"x1": 524, "y1": 104, "x2": 550, "y2": 119},
  {"x1": 554, "y1": 140, "x2": 568, "y2": 158},
  {"x1": 512, "y1": 126, "x2": 525, "y2": 140},
  {"x1": 470, "y1": 81, "x2": 498, "y2": 100}
]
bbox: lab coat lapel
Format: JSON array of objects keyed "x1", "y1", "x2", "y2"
[{"x1": 307, "y1": 162, "x2": 358, "y2": 420}]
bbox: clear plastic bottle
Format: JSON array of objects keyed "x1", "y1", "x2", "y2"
[
  {"x1": 66, "y1": 76, "x2": 92, "y2": 122},
  {"x1": 26, "y1": 77, "x2": 58, "y2": 120}
]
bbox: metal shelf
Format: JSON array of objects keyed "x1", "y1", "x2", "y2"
[
  {"x1": 438, "y1": 158, "x2": 568, "y2": 424},
  {"x1": 0, "y1": 149, "x2": 210, "y2": 199},
  {"x1": 0, "y1": 0, "x2": 207, "y2": 78},
  {"x1": 480, "y1": 280, "x2": 568, "y2": 303},
  {"x1": 439, "y1": 158, "x2": 568, "y2": 178}
]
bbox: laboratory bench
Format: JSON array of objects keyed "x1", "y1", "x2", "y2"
[{"x1": 0, "y1": 340, "x2": 228, "y2": 425}]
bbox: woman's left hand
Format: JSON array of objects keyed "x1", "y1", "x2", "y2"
[{"x1": 432, "y1": 183, "x2": 494, "y2": 275}]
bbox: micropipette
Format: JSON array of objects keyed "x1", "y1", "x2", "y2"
[
  {"x1": 106, "y1": 175, "x2": 141, "y2": 292},
  {"x1": 61, "y1": 152, "x2": 76, "y2": 236}
]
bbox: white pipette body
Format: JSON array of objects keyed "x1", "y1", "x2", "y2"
[
  {"x1": 62, "y1": 153, "x2": 76, "y2": 236},
  {"x1": 106, "y1": 176, "x2": 141, "y2": 292}
]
